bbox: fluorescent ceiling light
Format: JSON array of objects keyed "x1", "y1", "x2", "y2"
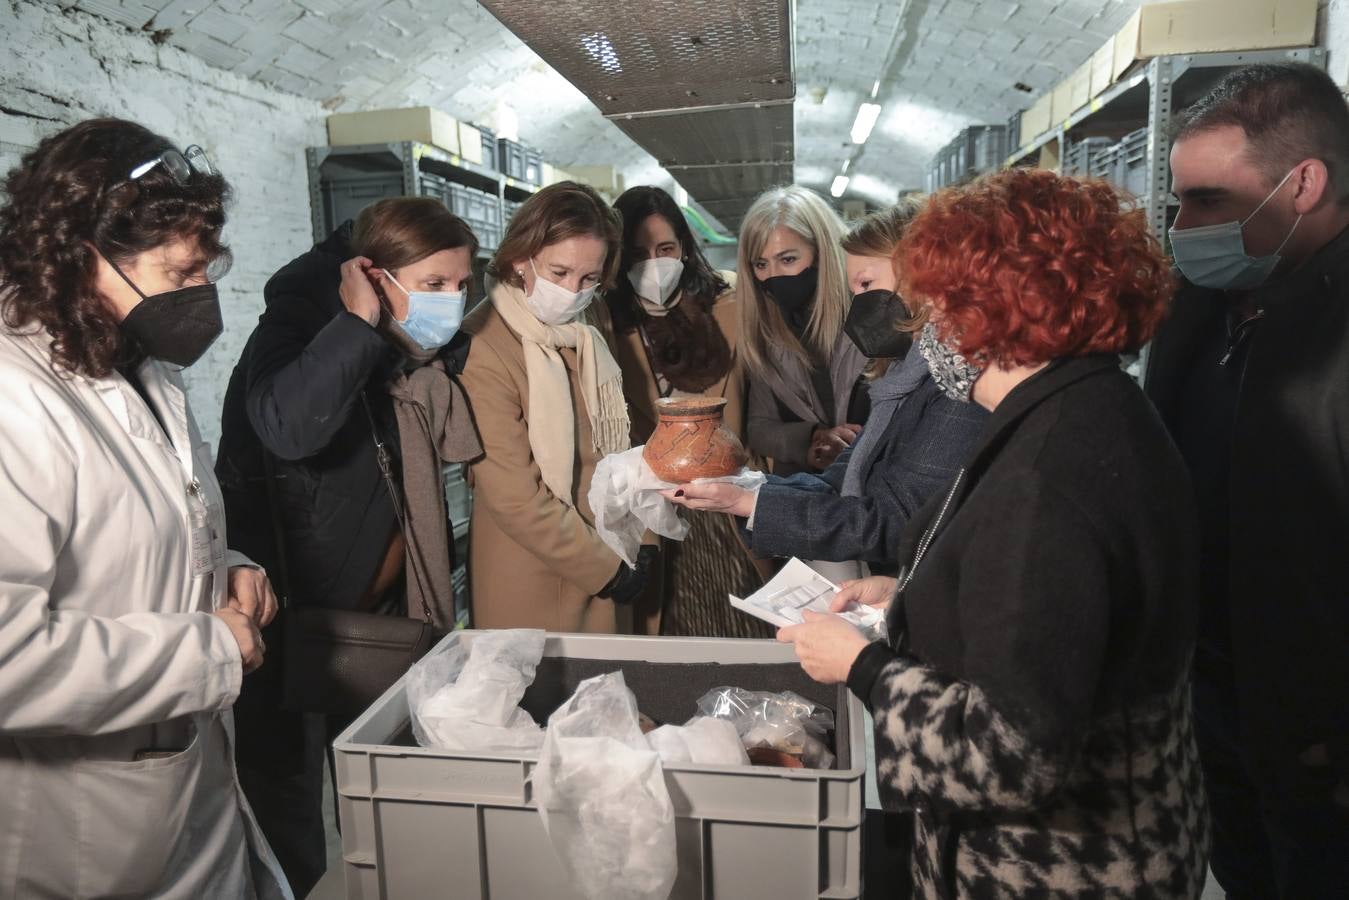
[
  {"x1": 831, "y1": 175, "x2": 850, "y2": 198},
  {"x1": 871, "y1": 80, "x2": 881, "y2": 99},
  {"x1": 851, "y1": 103, "x2": 881, "y2": 145},
  {"x1": 581, "y1": 32, "x2": 622, "y2": 74}
]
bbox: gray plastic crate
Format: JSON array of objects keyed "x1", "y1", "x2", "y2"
[
  {"x1": 970, "y1": 125, "x2": 1007, "y2": 173},
  {"x1": 1119, "y1": 127, "x2": 1150, "y2": 197},
  {"x1": 524, "y1": 147, "x2": 543, "y2": 186},
  {"x1": 319, "y1": 173, "x2": 403, "y2": 237},
  {"x1": 1064, "y1": 137, "x2": 1115, "y2": 178},
  {"x1": 478, "y1": 126, "x2": 498, "y2": 171},
  {"x1": 497, "y1": 138, "x2": 529, "y2": 181},
  {"x1": 1088, "y1": 142, "x2": 1124, "y2": 187},
  {"x1": 333, "y1": 632, "x2": 867, "y2": 900}
]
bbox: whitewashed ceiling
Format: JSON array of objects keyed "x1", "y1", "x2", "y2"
[{"x1": 67, "y1": 0, "x2": 1144, "y2": 213}]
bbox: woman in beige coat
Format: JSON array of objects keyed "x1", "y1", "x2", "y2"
[
  {"x1": 460, "y1": 182, "x2": 653, "y2": 632},
  {"x1": 604, "y1": 185, "x2": 767, "y2": 637}
]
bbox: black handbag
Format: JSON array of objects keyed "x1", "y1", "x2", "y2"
[{"x1": 273, "y1": 393, "x2": 446, "y2": 717}]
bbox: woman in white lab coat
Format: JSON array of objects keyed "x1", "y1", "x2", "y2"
[{"x1": 0, "y1": 119, "x2": 291, "y2": 898}]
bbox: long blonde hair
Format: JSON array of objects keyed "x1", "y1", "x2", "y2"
[{"x1": 736, "y1": 185, "x2": 849, "y2": 380}]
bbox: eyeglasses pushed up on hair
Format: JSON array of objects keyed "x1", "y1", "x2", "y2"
[{"x1": 129, "y1": 145, "x2": 217, "y2": 184}]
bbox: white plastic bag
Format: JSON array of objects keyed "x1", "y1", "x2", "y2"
[
  {"x1": 590, "y1": 446, "x2": 767, "y2": 566},
  {"x1": 406, "y1": 629, "x2": 547, "y2": 752},
  {"x1": 533, "y1": 671, "x2": 676, "y2": 900},
  {"x1": 697, "y1": 686, "x2": 836, "y2": 769},
  {"x1": 645, "y1": 716, "x2": 749, "y2": 767}
]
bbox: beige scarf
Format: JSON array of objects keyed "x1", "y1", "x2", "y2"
[{"x1": 489, "y1": 278, "x2": 630, "y2": 505}]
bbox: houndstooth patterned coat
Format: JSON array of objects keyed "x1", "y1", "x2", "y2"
[{"x1": 849, "y1": 357, "x2": 1210, "y2": 898}]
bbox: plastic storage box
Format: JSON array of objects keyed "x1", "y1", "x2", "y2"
[
  {"x1": 1118, "y1": 127, "x2": 1151, "y2": 197},
  {"x1": 332, "y1": 632, "x2": 867, "y2": 900},
  {"x1": 317, "y1": 171, "x2": 454, "y2": 237},
  {"x1": 497, "y1": 138, "x2": 529, "y2": 182},
  {"x1": 524, "y1": 147, "x2": 543, "y2": 186},
  {"x1": 1064, "y1": 137, "x2": 1116, "y2": 177},
  {"x1": 477, "y1": 125, "x2": 498, "y2": 172},
  {"x1": 449, "y1": 183, "x2": 504, "y2": 251}
]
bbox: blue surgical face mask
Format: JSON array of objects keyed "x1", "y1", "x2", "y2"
[
  {"x1": 1169, "y1": 167, "x2": 1303, "y2": 291},
  {"x1": 382, "y1": 270, "x2": 465, "y2": 350}
]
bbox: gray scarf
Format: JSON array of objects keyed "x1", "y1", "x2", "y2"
[{"x1": 840, "y1": 349, "x2": 930, "y2": 497}]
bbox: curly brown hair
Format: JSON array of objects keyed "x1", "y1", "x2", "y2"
[{"x1": 0, "y1": 118, "x2": 232, "y2": 377}]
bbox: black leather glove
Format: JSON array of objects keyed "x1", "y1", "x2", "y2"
[{"x1": 601, "y1": 545, "x2": 659, "y2": 605}]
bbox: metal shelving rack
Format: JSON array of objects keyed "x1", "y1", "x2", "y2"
[
  {"x1": 1007, "y1": 47, "x2": 1327, "y2": 243},
  {"x1": 305, "y1": 140, "x2": 538, "y2": 252}
]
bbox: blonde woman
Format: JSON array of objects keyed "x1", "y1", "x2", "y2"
[
  {"x1": 667, "y1": 204, "x2": 986, "y2": 575},
  {"x1": 738, "y1": 185, "x2": 868, "y2": 475},
  {"x1": 458, "y1": 182, "x2": 654, "y2": 632}
]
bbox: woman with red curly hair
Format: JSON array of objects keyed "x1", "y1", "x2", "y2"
[{"x1": 780, "y1": 169, "x2": 1209, "y2": 898}]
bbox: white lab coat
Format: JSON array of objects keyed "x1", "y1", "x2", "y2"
[{"x1": 0, "y1": 325, "x2": 292, "y2": 900}]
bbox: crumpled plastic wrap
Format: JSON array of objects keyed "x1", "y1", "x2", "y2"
[
  {"x1": 645, "y1": 716, "x2": 749, "y2": 767},
  {"x1": 589, "y1": 446, "x2": 767, "y2": 566},
  {"x1": 406, "y1": 629, "x2": 547, "y2": 752},
  {"x1": 696, "y1": 686, "x2": 836, "y2": 769},
  {"x1": 532, "y1": 671, "x2": 677, "y2": 900}
]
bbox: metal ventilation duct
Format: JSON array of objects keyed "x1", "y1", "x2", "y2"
[{"x1": 479, "y1": 0, "x2": 796, "y2": 233}]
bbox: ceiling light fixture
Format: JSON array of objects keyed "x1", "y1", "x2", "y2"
[
  {"x1": 851, "y1": 103, "x2": 881, "y2": 145},
  {"x1": 831, "y1": 175, "x2": 850, "y2": 198},
  {"x1": 841, "y1": 159, "x2": 850, "y2": 173}
]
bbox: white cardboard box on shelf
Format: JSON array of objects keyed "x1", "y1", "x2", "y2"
[
  {"x1": 1020, "y1": 93, "x2": 1054, "y2": 146},
  {"x1": 327, "y1": 107, "x2": 461, "y2": 155},
  {"x1": 456, "y1": 121, "x2": 484, "y2": 165},
  {"x1": 1069, "y1": 60, "x2": 1093, "y2": 112},
  {"x1": 1113, "y1": 0, "x2": 1317, "y2": 80},
  {"x1": 1090, "y1": 42, "x2": 1115, "y2": 98},
  {"x1": 332, "y1": 631, "x2": 866, "y2": 900},
  {"x1": 1050, "y1": 77, "x2": 1076, "y2": 126}
]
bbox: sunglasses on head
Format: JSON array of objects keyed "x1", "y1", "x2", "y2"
[{"x1": 129, "y1": 144, "x2": 217, "y2": 184}]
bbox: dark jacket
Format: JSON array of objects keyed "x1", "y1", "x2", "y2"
[
  {"x1": 746, "y1": 376, "x2": 986, "y2": 573},
  {"x1": 1145, "y1": 224, "x2": 1349, "y2": 800},
  {"x1": 215, "y1": 222, "x2": 470, "y2": 611},
  {"x1": 849, "y1": 356, "x2": 1208, "y2": 898}
]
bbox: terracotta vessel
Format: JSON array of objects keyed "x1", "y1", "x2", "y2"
[
  {"x1": 747, "y1": 747, "x2": 805, "y2": 769},
  {"x1": 642, "y1": 396, "x2": 747, "y2": 483}
]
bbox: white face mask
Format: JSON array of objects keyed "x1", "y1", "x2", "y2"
[
  {"x1": 1169, "y1": 166, "x2": 1303, "y2": 291},
  {"x1": 627, "y1": 257, "x2": 684, "y2": 308},
  {"x1": 525, "y1": 257, "x2": 595, "y2": 325}
]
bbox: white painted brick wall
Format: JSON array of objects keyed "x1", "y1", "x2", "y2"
[
  {"x1": 1, "y1": 0, "x2": 326, "y2": 451},
  {"x1": 1322, "y1": 0, "x2": 1349, "y2": 86}
]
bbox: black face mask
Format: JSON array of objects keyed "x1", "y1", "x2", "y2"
[
  {"x1": 110, "y1": 257, "x2": 222, "y2": 367},
  {"x1": 761, "y1": 266, "x2": 819, "y2": 316},
  {"x1": 843, "y1": 289, "x2": 914, "y2": 359}
]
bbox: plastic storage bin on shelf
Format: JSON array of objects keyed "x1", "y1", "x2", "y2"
[
  {"x1": 1064, "y1": 137, "x2": 1116, "y2": 177},
  {"x1": 1118, "y1": 127, "x2": 1151, "y2": 197},
  {"x1": 449, "y1": 182, "x2": 504, "y2": 252},
  {"x1": 477, "y1": 125, "x2": 498, "y2": 172},
  {"x1": 524, "y1": 147, "x2": 543, "y2": 186},
  {"x1": 319, "y1": 171, "x2": 453, "y2": 236},
  {"x1": 497, "y1": 137, "x2": 529, "y2": 182},
  {"x1": 1088, "y1": 142, "x2": 1125, "y2": 188},
  {"x1": 332, "y1": 632, "x2": 867, "y2": 900}
]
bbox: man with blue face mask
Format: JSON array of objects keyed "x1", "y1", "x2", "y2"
[{"x1": 1145, "y1": 63, "x2": 1349, "y2": 898}]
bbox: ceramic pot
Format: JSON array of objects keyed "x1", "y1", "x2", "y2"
[{"x1": 642, "y1": 396, "x2": 747, "y2": 483}]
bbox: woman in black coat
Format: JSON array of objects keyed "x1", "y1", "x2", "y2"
[
  {"x1": 780, "y1": 170, "x2": 1210, "y2": 898},
  {"x1": 215, "y1": 197, "x2": 481, "y2": 896}
]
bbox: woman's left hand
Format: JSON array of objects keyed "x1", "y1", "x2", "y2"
[
  {"x1": 227, "y1": 566, "x2": 278, "y2": 628},
  {"x1": 660, "y1": 482, "x2": 756, "y2": 517},
  {"x1": 777, "y1": 611, "x2": 870, "y2": 684}
]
